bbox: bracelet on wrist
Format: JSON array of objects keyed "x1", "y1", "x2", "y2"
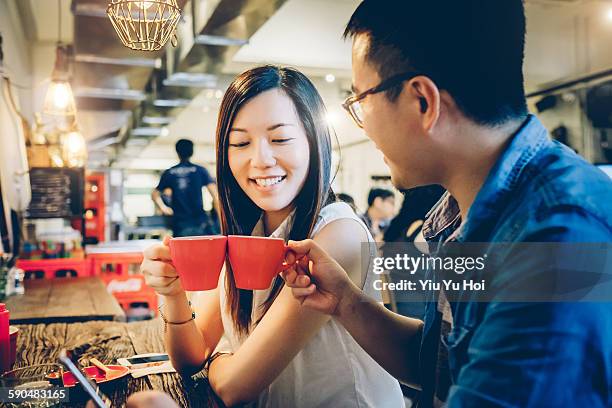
[{"x1": 159, "y1": 300, "x2": 195, "y2": 333}]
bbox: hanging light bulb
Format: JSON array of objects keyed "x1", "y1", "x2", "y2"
[
  {"x1": 43, "y1": 78, "x2": 76, "y2": 116},
  {"x1": 61, "y1": 128, "x2": 87, "y2": 167},
  {"x1": 44, "y1": 2, "x2": 76, "y2": 118},
  {"x1": 64, "y1": 130, "x2": 86, "y2": 155},
  {"x1": 50, "y1": 83, "x2": 71, "y2": 109},
  {"x1": 107, "y1": 0, "x2": 182, "y2": 51}
]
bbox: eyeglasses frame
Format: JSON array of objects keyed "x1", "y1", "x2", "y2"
[{"x1": 341, "y1": 71, "x2": 422, "y2": 128}]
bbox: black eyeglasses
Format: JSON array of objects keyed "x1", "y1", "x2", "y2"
[{"x1": 341, "y1": 71, "x2": 422, "y2": 128}]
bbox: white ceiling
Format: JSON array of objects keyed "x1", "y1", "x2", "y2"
[{"x1": 231, "y1": 0, "x2": 359, "y2": 71}]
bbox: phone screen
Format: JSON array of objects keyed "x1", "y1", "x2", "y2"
[{"x1": 127, "y1": 354, "x2": 169, "y2": 365}]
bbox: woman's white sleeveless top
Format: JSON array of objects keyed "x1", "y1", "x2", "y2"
[{"x1": 215, "y1": 202, "x2": 404, "y2": 407}]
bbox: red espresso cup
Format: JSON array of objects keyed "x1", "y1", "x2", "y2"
[
  {"x1": 227, "y1": 235, "x2": 286, "y2": 290},
  {"x1": 169, "y1": 235, "x2": 228, "y2": 291}
]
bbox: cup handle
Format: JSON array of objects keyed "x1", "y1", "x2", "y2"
[
  {"x1": 278, "y1": 245, "x2": 310, "y2": 275},
  {"x1": 279, "y1": 244, "x2": 292, "y2": 273}
]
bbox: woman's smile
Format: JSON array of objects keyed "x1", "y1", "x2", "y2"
[{"x1": 249, "y1": 175, "x2": 288, "y2": 192}]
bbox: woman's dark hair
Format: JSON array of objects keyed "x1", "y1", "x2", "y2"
[
  {"x1": 344, "y1": 0, "x2": 528, "y2": 126},
  {"x1": 216, "y1": 65, "x2": 335, "y2": 336}
]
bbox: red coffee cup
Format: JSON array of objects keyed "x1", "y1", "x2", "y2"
[
  {"x1": 169, "y1": 235, "x2": 228, "y2": 291},
  {"x1": 227, "y1": 235, "x2": 286, "y2": 290}
]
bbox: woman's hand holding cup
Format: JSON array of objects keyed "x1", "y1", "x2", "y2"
[{"x1": 141, "y1": 236, "x2": 185, "y2": 298}]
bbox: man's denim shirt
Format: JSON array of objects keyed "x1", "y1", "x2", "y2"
[{"x1": 418, "y1": 115, "x2": 612, "y2": 407}]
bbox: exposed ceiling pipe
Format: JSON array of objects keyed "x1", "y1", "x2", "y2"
[{"x1": 75, "y1": 54, "x2": 162, "y2": 68}]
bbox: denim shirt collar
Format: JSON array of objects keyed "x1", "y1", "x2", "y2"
[
  {"x1": 423, "y1": 114, "x2": 550, "y2": 243},
  {"x1": 422, "y1": 191, "x2": 461, "y2": 243}
]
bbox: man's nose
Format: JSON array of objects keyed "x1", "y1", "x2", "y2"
[{"x1": 251, "y1": 139, "x2": 276, "y2": 168}]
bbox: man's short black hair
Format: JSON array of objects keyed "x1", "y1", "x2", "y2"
[
  {"x1": 344, "y1": 0, "x2": 528, "y2": 126},
  {"x1": 368, "y1": 188, "x2": 394, "y2": 207},
  {"x1": 176, "y1": 139, "x2": 194, "y2": 160}
]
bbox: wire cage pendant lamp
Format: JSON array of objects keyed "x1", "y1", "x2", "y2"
[{"x1": 107, "y1": 0, "x2": 182, "y2": 52}]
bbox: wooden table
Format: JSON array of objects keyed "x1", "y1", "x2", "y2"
[
  {"x1": 12, "y1": 319, "x2": 222, "y2": 407},
  {"x1": 4, "y1": 277, "x2": 126, "y2": 324}
]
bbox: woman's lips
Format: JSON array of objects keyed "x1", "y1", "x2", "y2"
[{"x1": 249, "y1": 176, "x2": 287, "y2": 192}]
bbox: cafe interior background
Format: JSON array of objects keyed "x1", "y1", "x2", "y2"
[{"x1": 0, "y1": 0, "x2": 612, "y2": 316}]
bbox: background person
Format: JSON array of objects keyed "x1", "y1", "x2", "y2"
[
  {"x1": 383, "y1": 185, "x2": 445, "y2": 246},
  {"x1": 336, "y1": 192, "x2": 359, "y2": 213},
  {"x1": 152, "y1": 139, "x2": 219, "y2": 237},
  {"x1": 360, "y1": 187, "x2": 395, "y2": 242},
  {"x1": 381, "y1": 184, "x2": 445, "y2": 319}
]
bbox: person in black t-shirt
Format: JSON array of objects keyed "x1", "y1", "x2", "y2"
[{"x1": 152, "y1": 139, "x2": 219, "y2": 237}]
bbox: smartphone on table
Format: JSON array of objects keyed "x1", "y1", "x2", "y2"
[
  {"x1": 58, "y1": 349, "x2": 111, "y2": 408},
  {"x1": 117, "y1": 353, "x2": 170, "y2": 369}
]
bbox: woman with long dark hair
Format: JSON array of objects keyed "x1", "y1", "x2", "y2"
[{"x1": 141, "y1": 66, "x2": 403, "y2": 407}]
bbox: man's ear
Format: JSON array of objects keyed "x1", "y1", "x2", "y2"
[{"x1": 407, "y1": 76, "x2": 441, "y2": 133}]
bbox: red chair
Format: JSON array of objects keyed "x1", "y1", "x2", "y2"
[{"x1": 101, "y1": 274, "x2": 158, "y2": 316}]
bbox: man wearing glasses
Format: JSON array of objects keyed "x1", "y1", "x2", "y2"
[{"x1": 282, "y1": 0, "x2": 612, "y2": 407}]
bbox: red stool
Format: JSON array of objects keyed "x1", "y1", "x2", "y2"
[
  {"x1": 101, "y1": 274, "x2": 158, "y2": 316},
  {"x1": 16, "y1": 258, "x2": 89, "y2": 279},
  {"x1": 88, "y1": 252, "x2": 144, "y2": 277},
  {"x1": 115, "y1": 292, "x2": 159, "y2": 315}
]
